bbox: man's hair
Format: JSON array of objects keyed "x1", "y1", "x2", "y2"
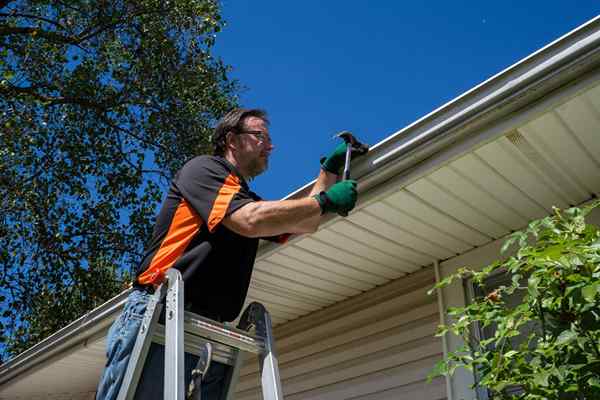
[{"x1": 212, "y1": 108, "x2": 269, "y2": 156}]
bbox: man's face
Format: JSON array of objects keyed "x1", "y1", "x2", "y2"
[{"x1": 231, "y1": 116, "x2": 273, "y2": 179}]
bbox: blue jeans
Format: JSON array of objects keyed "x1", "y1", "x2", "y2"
[{"x1": 96, "y1": 289, "x2": 229, "y2": 400}]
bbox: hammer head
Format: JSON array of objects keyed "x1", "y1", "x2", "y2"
[{"x1": 335, "y1": 131, "x2": 369, "y2": 154}]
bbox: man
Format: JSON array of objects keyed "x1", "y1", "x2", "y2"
[{"x1": 96, "y1": 108, "x2": 358, "y2": 400}]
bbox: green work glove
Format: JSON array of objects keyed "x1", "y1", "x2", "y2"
[
  {"x1": 321, "y1": 140, "x2": 368, "y2": 175},
  {"x1": 313, "y1": 180, "x2": 357, "y2": 215},
  {"x1": 320, "y1": 142, "x2": 348, "y2": 175}
]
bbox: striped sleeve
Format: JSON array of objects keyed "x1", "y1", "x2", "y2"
[{"x1": 175, "y1": 156, "x2": 255, "y2": 233}]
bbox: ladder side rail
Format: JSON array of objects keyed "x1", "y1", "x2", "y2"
[
  {"x1": 258, "y1": 310, "x2": 284, "y2": 400},
  {"x1": 165, "y1": 268, "x2": 185, "y2": 400},
  {"x1": 116, "y1": 286, "x2": 166, "y2": 400},
  {"x1": 237, "y1": 302, "x2": 284, "y2": 400},
  {"x1": 221, "y1": 349, "x2": 245, "y2": 400}
]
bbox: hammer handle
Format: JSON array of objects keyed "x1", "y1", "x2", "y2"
[
  {"x1": 338, "y1": 143, "x2": 353, "y2": 217},
  {"x1": 342, "y1": 142, "x2": 352, "y2": 181}
]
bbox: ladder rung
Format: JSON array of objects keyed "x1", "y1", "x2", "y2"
[
  {"x1": 152, "y1": 325, "x2": 239, "y2": 366},
  {"x1": 182, "y1": 312, "x2": 266, "y2": 354},
  {"x1": 155, "y1": 311, "x2": 265, "y2": 355}
]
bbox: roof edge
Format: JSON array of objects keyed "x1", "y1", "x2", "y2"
[
  {"x1": 0, "y1": 290, "x2": 129, "y2": 387},
  {"x1": 258, "y1": 14, "x2": 600, "y2": 255}
]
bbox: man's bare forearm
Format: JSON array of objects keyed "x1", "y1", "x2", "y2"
[
  {"x1": 223, "y1": 196, "x2": 322, "y2": 237},
  {"x1": 223, "y1": 169, "x2": 338, "y2": 238},
  {"x1": 309, "y1": 168, "x2": 338, "y2": 196},
  {"x1": 296, "y1": 168, "x2": 338, "y2": 231}
]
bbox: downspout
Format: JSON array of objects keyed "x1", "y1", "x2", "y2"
[{"x1": 434, "y1": 260, "x2": 453, "y2": 400}]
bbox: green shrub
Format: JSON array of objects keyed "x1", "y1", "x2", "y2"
[{"x1": 430, "y1": 201, "x2": 600, "y2": 399}]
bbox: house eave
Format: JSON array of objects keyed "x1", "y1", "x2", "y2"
[{"x1": 0, "y1": 290, "x2": 129, "y2": 388}]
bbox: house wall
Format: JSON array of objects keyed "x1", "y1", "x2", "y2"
[{"x1": 234, "y1": 268, "x2": 446, "y2": 400}]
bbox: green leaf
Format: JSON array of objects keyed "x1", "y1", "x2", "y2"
[
  {"x1": 434, "y1": 325, "x2": 449, "y2": 337},
  {"x1": 533, "y1": 371, "x2": 550, "y2": 387},
  {"x1": 528, "y1": 275, "x2": 540, "y2": 297},
  {"x1": 556, "y1": 329, "x2": 577, "y2": 346},
  {"x1": 582, "y1": 283, "x2": 600, "y2": 302},
  {"x1": 589, "y1": 376, "x2": 600, "y2": 389},
  {"x1": 504, "y1": 350, "x2": 518, "y2": 358},
  {"x1": 427, "y1": 359, "x2": 448, "y2": 382},
  {"x1": 501, "y1": 234, "x2": 519, "y2": 253}
]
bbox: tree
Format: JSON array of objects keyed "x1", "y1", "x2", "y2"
[
  {"x1": 0, "y1": 0, "x2": 238, "y2": 359},
  {"x1": 430, "y1": 201, "x2": 600, "y2": 399}
]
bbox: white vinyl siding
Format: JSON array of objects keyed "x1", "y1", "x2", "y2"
[{"x1": 235, "y1": 269, "x2": 446, "y2": 400}]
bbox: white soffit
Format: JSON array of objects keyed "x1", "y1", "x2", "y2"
[
  {"x1": 248, "y1": 81, "x2": 600, "y2": 327},
  {"x1": 0, "y1": 340, "x2": 106, "y2": 400}
]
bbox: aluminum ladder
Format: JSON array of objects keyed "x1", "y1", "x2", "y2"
[{"x1": 115, "y1": 267, "x2": 284, "y2": 400}]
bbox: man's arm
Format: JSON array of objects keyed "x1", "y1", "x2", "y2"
[
  {"x1": 223, "y1": 178, "x2": 357, "y2": 238},
  {"x1": 222, "y1": 196, "x2": 322, "y2": 237},
  {"x1": 294, "y1": 168, "x2": 338, "y2": 232},
  {"x1": 309, "y1": 168, "x2": 339, "y2": 196},
  {"x1": 222, "y1": 142, "x2": 362, "y2": 238}
]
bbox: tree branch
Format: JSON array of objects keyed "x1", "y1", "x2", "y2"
[
  {"x1": 55, "y1": 0, "x2": 87, "y2": 15},
  {"x1": 0, "y1": 83, "x2": 111, "y2": 111},
  {"x1": 0, "y1": 13, "x2": 68, "y2": 30},
  {"x1": 101, "y1": 115, "x2": 169, "y2": 153},
  {"x1": 0, "y1": 26, "x2": 79, "y2": 44},
  {"x1": 77, "y1": 17, "x2": 122, "y2": 43},
  {"x1": 76, "y1": 7, "x2": 166, "y2": 44}
]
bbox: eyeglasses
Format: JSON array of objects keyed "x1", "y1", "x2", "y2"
[{"x1": 236, "y1": 130, "x2": 272, "y2": 144}]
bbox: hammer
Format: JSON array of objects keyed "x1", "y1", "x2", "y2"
[
  {"x1": 335, "y1": 131, "x2": 369, "y2": 216},
  {"x1": 336, "y1": 131, "x2": 369, "y2": 181}
]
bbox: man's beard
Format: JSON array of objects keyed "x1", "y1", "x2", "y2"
[{"x1": 246, "y1": 155, "x2": 268, "y2": 179}]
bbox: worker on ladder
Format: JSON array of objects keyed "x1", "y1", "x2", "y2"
[{"x1": 96, "y1": 108, "x2": 361, "y2": 400}]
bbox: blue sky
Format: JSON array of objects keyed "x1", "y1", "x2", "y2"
[{"x1": 213, "y1": 1, "x2": 600, "y2": 200}]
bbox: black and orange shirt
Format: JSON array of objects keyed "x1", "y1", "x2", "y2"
[{"x1": 135, "y1": 155, "x2": 272, "y2": 322}]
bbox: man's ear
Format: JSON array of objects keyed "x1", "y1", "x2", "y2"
[{"x1": 225, "y1": 131, "x2": 238, "y2": 151}]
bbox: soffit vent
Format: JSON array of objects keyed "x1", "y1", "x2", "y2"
[{"x1": 505, "y1": 130, "x2": 579, "y2": 202}]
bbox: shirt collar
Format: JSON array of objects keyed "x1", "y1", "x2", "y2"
[{"x1": 216, "y1": 156, "x2": 249, "y2": 189}]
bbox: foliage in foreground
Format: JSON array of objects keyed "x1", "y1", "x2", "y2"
[
  {"x1": 0, "y1": 0, "x2": 238, "y2": 359},
  {"x1": 430, "y1": 201, "x2": 600, "y2": 399}
]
